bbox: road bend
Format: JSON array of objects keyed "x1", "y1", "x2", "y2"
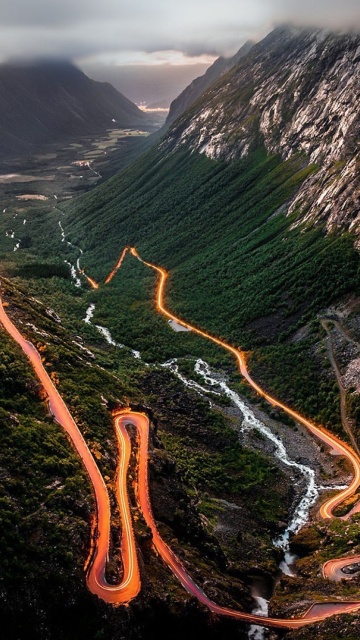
[
  {"x1": 1, "y1": 243, "x2": 360, "y2": 629},
  {"x1": 320, "y1": 319, "x2": 360, "y2": 457},
  {"x1": 130, "y1": 247, "x2": 360, "y2": 522},
  {"x1": 82, "y1": 271, "x2": 99, "y2": 290},
  {"x1": 0, "y1": 296, "x2": 140, "y2": 604},
  {"x1": 119, "y1": 410, "x2": 360, "y2": 629},
  {"x1": 323, "y1": 555, "x2": 360, "y2": 582}
]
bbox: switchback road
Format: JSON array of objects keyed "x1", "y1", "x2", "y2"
[{"x1": 1, "y1": 246, "x2": 360, "y2": 630}]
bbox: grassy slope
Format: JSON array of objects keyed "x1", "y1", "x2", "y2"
[
  {"x1": 62, "y1": 147, "x2": 360, "y2": 435},
  {"x1": 0, "y1": 276, "x2": 291, "y2": 640},
  {"x1": 1, "y1": 143, "x2": 359, "y2": 638}
]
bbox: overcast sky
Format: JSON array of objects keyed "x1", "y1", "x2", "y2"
[{"x1": 1, "y1": 0, "x2": 359, "y2": 106}]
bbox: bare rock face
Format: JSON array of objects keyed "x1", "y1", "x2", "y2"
[
  {"x1": 45, "y1": 308, "x2": 61, "y2": 324},
  {"x1": 163, "y1": 26, "x2": 360, "y2": 236}
]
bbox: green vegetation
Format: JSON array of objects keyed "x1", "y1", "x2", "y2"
[
  {"x1": 15, "y1": 260, "x2": 71, "y2": 280},
  {"x1": 348, "y1": 389, "x2": 360, "y2": 442},
  {"x1": 47, "y1": 145, "x2": 358, "y2": 433},
  {"x1": 0, "y1": 131, "x2": 359, "y2": 639},
  {"x1": 0, "y1": 278, "x2": 290, "y2": 639},
  {"x1": 161, "y1": 432, "x2": 283, "y2": 517},
  {"x1": 249, "y1": 338, "x2": 344, "y2": 436},
  {"x1": 0, "y1": 320, "x2": 94, "y2": 639}
]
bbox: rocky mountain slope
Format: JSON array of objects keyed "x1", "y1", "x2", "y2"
[
  {"x1": 0, "y1": 61, "x2": 153, "y2": 158},
  {"x1": 166, "y1": 40, "x2": 253, "y2": 126},
  {"x1": 1, "y1": 24, "x2": 360, "y2": 640},
  {"x1": 63, "y1": 23, "x2": 360, "y2": 467},
  {"x1": 165, "y1": 26, "x2": 360, "y2": 238}
]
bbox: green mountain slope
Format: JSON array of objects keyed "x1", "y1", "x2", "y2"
[
  {"x1": 1, "y1": 24, "x2": 360, "y2": 640},
  {"x1": 61, "y1": 145, "x2": 359, "y2": 435},
  {"x1": 60, "y1": 25, "x2": 360, "y2": 440},
  {"x1": 0, "y1": 276, "x2": 292, "y2": 640}
]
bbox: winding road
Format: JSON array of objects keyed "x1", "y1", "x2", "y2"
[
  {"x1": 1, "y1": 246, "x2": 360, "y2": 630},
  {"x1": 323, "y1": 556, "x2": 360, "y2": 582},
  {"x1": 0, "y1": 296, "x2": 140, "y2": 604},
  {"x1": 130, "y1": 247, "x2": 360, "y2": 522}
]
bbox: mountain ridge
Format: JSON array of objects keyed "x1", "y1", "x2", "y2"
[
  {"x1": 163, "y1": 25, "x2": 360, "y2": 238},
  {"x1": 0, "y1": 60, "x2": 153, "y2": 158},
  {"x1": 166, "y1": 40, "x2": 254, "y2": 126}
]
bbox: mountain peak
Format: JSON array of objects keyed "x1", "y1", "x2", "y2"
[
  {"x1": 166, "y1": 40, "x2": 254, "y2": 126},
  {"x1": 0, "y1": 60, "x2": 152, "y2": 157},
  {"x1": 163, "y1": 25, "x2": 360, "y2": 237}
]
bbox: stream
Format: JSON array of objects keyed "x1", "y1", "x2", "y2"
[
  {"x1": 58, "y1": 219, "x2": 85, "y2": 286},
  {"x1": 79, "y1": 288, "x2": 348, "y2": 636},
  {"x1": 83, "y1": 303, "x2": 141, "y2": 359},
  {"x1": 193, "y1": 359, "x2": 322, "y2": 561},
  {"x1": 161, "y1": 357, "x2": 335, "y2": 638},
  {"x1": 164, "y1": 356, "x2": 322, "y2": 560}
]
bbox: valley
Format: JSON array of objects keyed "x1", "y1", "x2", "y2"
[
  {"x1": 0, "y1": 24, "x2": 359, "y2": 640},
  {"x1": 2, "y1": 238, "x2": 360, "y2": 634}
]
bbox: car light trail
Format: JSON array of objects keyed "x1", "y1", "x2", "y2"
[
  {"x1": 78, "y1": 267, "x2": 99, "y2": 289},
  {"x1": 117, "y1": 410, "x2": 360, "y2": 629},
  {"x1": 1, "y1": 242, "x2": 360, "y2": 630},
  {"x1": 84, "y1": 273, "x2": 100, "y2": 290},
  {"x1": 130, "y1": 247, "x2": 360, "y2": 522},
  {"x1": 0, "y1": 296, "x2": 139, "y2": 605},
  {"x1": 323, "y1": 555, "x2": 360, "y2": 581},
  {"x1": 104, "y1": 247, "x2": 128, "y2": 284}
]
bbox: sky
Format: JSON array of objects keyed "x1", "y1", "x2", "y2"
[{"x1": 1, "y1": 0, "x2": 359, "y2": 106}]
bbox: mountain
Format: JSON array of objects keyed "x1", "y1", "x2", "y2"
[
  {"x1": 2, "y1": 24, "x2": 360, "y2": 640},
  {"x1": 166, "y1": 40, "x2": 254, "y2": 126},
  {"x1": 64, "y1": 24, "x2": 360, "y2": 434},
  {"x1": 165, "y1": 25, "x2": 360, "y2": 237},
  {"x1": 0, "y1": 60, "x2": 153, "y2": 157},
  {"x1": 60, "y1": 28, "x2": 360, "y2": 634}
]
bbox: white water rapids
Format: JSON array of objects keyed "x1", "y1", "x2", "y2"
[
  {"x1": 248, "y1": 596, "x2": 269, "y2": 640},
  {"x1": 161, "y1": 357, "x2": 329, "y2": 638},
  {"x1": 161, "y1": 358, "x2": 337, "y2": 573},
  {"x1": 58, "y1": 219, "x2": 85, "y2": 287},
  {"x1": 64, "y1": 260, "x2": 81, "y2": 288},
  {"x1": 58, "y1": 220, "x2": 66, "y2": 242},
  {"x1": 78, "y1": 294, "x2": 351, "y2": 634},
  {"x1": 82, "y1": 304, "x2": 141, "y2": 360}
]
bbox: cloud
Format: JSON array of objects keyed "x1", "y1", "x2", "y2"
[
  {"x1": 271, "y1": 0, "x2": 360, "y2": 30},
  {"x1": 0, "y1": 1, "x2": 258, "y2": 60},
  {"x1": 0, "y1": 1, "x2": 358, "y2": 65},
  {"x1": 1, "y1": 1, "x2": 358, "y2": 115},
  {"x1": 0, "y1": 0, "x2": 142, "y2": 28}
]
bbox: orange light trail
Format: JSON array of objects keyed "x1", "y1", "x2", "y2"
[
  {"x1": 1, "y1": 243, "x2": 360, "y2": 630},
  {"x1": 118, "y1": 410, "x2": 360, "y2": 629},
  {"x1": 0, "y1": 297, "x2": 139, "y2": 604},
  {"x1": 130, "y1": 247, "x2": 360, "y2": 522},
  {"x1": 323, "y1": 555, "x2": 360, "y2": 582},
  {"x1": 104, "y1": 247, "x2": 128, "y2": 285},
  {"x1": 84, "y1": 274, "x2": 99, "y2": 290},
  {"x1": 78, "y1": 267, "x2": 99, "y2": 290}
]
